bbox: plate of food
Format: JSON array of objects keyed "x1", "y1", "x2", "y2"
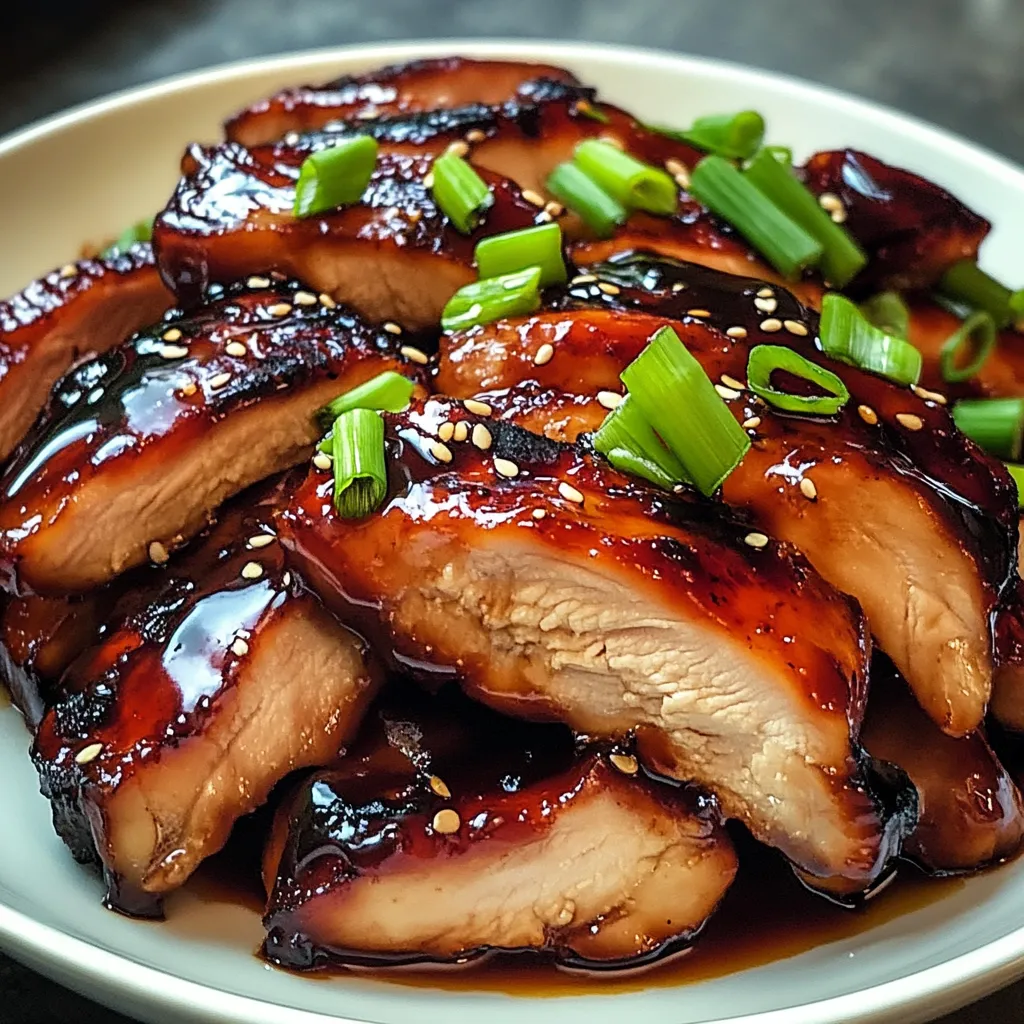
[{"x1": 2, "y1": 37, "x2": 1024, "y2": 1024}]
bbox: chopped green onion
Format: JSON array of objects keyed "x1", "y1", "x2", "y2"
[
  {"x1": 619, "y1": 326, "x2": 750, "y2": 495},
  {"x1": 761, "y1": 145, "x2": 793, "y2": 166},
  {"x1": 575, "y1": 100, "x2": 610, "y2": 124},
  {"x1": 474, "y1": 223, "x2": 566, "y2": 287},
  {"x1": 951, "y1": 398, "x2": 1024, "y2": 461},
  {"x1": 592, "y1": 394, "x2": 688, "y2": 490},
  {"x1": 318, "y1": 371, "x2": 415, "y2": 428},
  {"x1": 430, "y1": 151, "x2": 494, "y2": 234},
  {"x1": 294, "y1": 136, "x2": 379, "y2": 218},
  {"x1": 666, "y1": 111, "x2": 766, "y2": 160},
  {"x1": 441, "y1": 266, "x2": 542, "y2": 332},
  {"x1": 938, "y1": 260, "x2": 1022, "y2": 329},
  {"x1": 572, "y1": 140, "x2": 677, "y2": 215},
  {"x1": 1005, "y1": 464, "x2": 1024, "y2": 507},
  {"x1": 688, "y1": 156, "x2": 823, "y2": 279},
  {"x1": 102, "y1": 217, "x2": 154, "y2": 258},
  {"x1": 859, "y1": 291, "x2": 910, "y2": 339},
  {"x1": 330, "y1": 408, "x2": 388, "y2": 518},
  {"x1": 939, "y1": 311, "x2": 997, "y2": 383},
  {"x1": 546, "y1": 162, "x2": 627, "y2": 239},
  {"x1": 819, "y1": 293, "x2": 922, "y2": 386},
  {"x1": 747, "y1": 344, "x2": 850, "y2": 415},
  {"x1": 742, "y1": 149, "x2": 866, "y2": 287}
]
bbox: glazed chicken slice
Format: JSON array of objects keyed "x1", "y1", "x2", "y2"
[
  {"x1": 33, "y1": 478, "x2": 378, "y2": 917},
  {"x1": 0, "y1": 245, "x2": 172, "y2": 462},
  {"x1": 263, "y1": 685, "x2": 737, "y2": 971},
  {"x1": 279, "y1": 397, "x2": 917, "y2": 895},
  {"x1": 0, "y1": 279, "x2": 426, "y2": 594},
  {"x1": 225, "y1": 56, "x2": 580, "y2": 146}
]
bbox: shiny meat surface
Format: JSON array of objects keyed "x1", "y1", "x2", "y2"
[
  {"x1": 263, "y1": 686, "x2": 737, "y2": 971},
  {"x1": 279, "y1": 397, "x2": 917, "y2": 894},
  {"x1": 0, "y1": 279, "x2": 425, "y2": 594},
  {"x1": 32, "y1": 480, "x2": 377, "y2": 916}
]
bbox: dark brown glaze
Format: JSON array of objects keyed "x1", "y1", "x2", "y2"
[
  {"x1": 0, "y1": 244, "x2": 172, "y2": 462},
  {"x1": 800, "y1": 150, "x2": 989, "y2": 292},
  {"x1": 861, "y1": 657, "x2": 1024, "y2": 872},
  {"x1": 225, "y1": 57, "x2": 582, "y2": 146},
  {"x1": 263, "y1": 683, "x2": 737, "y2": 972},
  {"x1": 0, "y1": 278, "x2": 427, "y2": 595},
  {"x1": 992, "y1": 576, "x2": 1024, "y2": 731},
  {"x1": 279, "y1": 396, "x2": 917, "y2": 894},
  {"x1": 32, "y1": 476, "x2": 378, "y2": 917}
]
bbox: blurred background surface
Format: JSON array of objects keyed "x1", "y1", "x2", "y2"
[{"x1": 2, "y1": 0, "x2": 1023, "y2": 1021}]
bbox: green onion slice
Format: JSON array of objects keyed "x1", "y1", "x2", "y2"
[
  {"x1": 592, "y1": 394, "x2": 689, "y2": 490},
  {"x1": 939, "y1": 311, "x2": 997, "y2": 383},
  {"x1": 859, "y1": 291, "x2": 910, "y2": 339},
  {"x1": 663, "y1": 111, "x2": 766, "y2": 160},
  {"x1": 546, "y1": 162, "x2": 627, "y2": 239},
  {"x1": 318, "y1": 370, "x2": 415, "y2": 428},
  {"x1": 688, "y1": 156, "x2": 823, "y2": 279},
  {"x1": 937, "y1": 260, "x2": 1023, "y2": 329},
  {"x1": 819, "y1": 293, "x2": 922, "y2": 386},
  {"x1": 102, "y1": 217, "x2": 154, "y2": 258},
  {"x1": 575, "y1": 100, "x2": 611, "y2": 124},
  {"x1": 430, "y1": 151, "x2": 494, "y2": 234},
  {"x1": 742, "y1": 149, "x2": 866, "y2": 287},
  {"x1": 441, "y1": 266, "x2": 542, "y2": 332},
  {"x1": 952, "y1": 398, "x2": 1024, "y2": 461},
  {"x1": 474, "y1": 223, "x2": 567, "y2": 287},
  {"x1": 572, "y1": 140, "x2": 677, "y2": 216},
  {"x1": 1005, "y1": 463, "x2": 1024, "y2": 508},
  {"x1": 330, "y1": 407, "x2": 388, "y2": 518},
  {"x1": 619, "y1": 326, "x2": 750, "y2": 495},
  {"x1": 761, "y1": 145, "x2": 794, "y2": 167},
  {"x1": 747, "y1": 344, "x2": 850, "y2": 415},
  {"x1": 294, "y1": 136, "x2": 379, "y2": 218}
]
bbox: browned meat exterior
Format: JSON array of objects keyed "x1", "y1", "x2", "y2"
[
  {"x1": 279, "y1": 397, "x2": 918, "y2": 894},
  {"x1": 32, "y1": 479, "x2": 378, "y2": 917},
  {"x1": 0, "y1": 245, "x2": 172, "y2": 462},
  {"x1": 438, "y1": 254, "x2": 1018, "y2": 736},
  {"x1": 263, "y1": 686, "x2": 737, "y2": 971},
  {"x1": 225, "y1": 57, "x2": 581, "y2": 146},
  {"x1": 0, "y1": 279, "x2": 426, "y2": 595},
  {"x1": 992, "y1": 578, "x2": 1024, "y2": 730},
  {"x1": 862, "y1": 659, "x2": 1024, "y2": 872}
]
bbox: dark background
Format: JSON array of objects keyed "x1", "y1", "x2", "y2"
[{"x1": 2, "y1": 1, "x2": 1023, "y2": 1021}]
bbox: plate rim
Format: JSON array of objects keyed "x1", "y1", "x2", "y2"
[{"x1": 3, "y1": 37, "x2": 1024, "y2": 1024}]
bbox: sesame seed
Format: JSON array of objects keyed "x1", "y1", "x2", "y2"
[
  {"x1": 423, "y1": 172, "x2": 435, "y2": 189},
  {"x1": 59, "y1": 264, "x2": 78, "y2": 279},
  {"x1": 534, "y1": 343, "x2": 554, "y2": 366},
  {"x1": 494, "y1": 457, "x2": 519, "y2": 478},
  {"x1": 453, "y1": 420, "x2": 469, "y2": 443},
  {"x1": 744, "y1": 532, "x2": 769, "y2": 549},
  {"x1": 687, "y1": 308, "x2": 711, "y2": 318},
  {"x1": 446, "y1": 140, "x2": 469, "y2": 158},
  {"x1": 754, "y1": 296, "x2": 778, "y2": 314},
  {"x1": 571, "y1": 273, "x2": 598, "y2": 285},
  {"x1": 465, "y1": 129, "x2": 486, "y2": 144},
  {"x1": 558, "y1": 481, "x2": 585, "y2": 504},
  {"x1": 671, "y1": 281, "x2": 686, "y2": 292},
  {"x1": 665, "y1": 157, "x2": 688, "y2": 178},
  {"x1": 535, "y1": 210, "x2": 554, "y2": 223},
  {"x1": 522, "y1": 188, "x2": 546, "y2": 208},
  {"x1": 720, "y1": 374, "x2": 745, "y2": 391},
  {"x1": 383, "y1": 321, "x2": 403, "y2": 335},
  {"x1": 75, "y1": 742, "x2": 104, "y2": 766},
  {"x1": 760, "y1": 318, "x2": 783, "y2": 333},
  {"x1": 896, "y1": 412, "x2": 924, "y2": 431},
  {"x1": 472, "y1": 423, "x2": 492, "y2": 450},
  {"x1": 159, "y1": 344, "x2": 189, "y2": 359},
  {"x1": 830, "y1": 207, "x2": 847, "y2": 224},
  {"x1": 742, "y1": 416, "x2": 762, "y2": 430},
  {"x1": 544, "y1": 200, "x2": 564, "y2": 218},
  {"x1": 599, "y1": 134, "x2": 625, "y2": 150},
  {"x1": 784, "y1": 320, "x2": 809, "y2": 337},
  {"x1": 148, "y1": 541, "x2": 169, "y2": 564},
  {"x1": 429, "y1": 440, "x2": 453, "y2": 463},
  {"x1": 231, "y1": 638, "x2": 250, "y2": 657},
  {"x1": 248, "y1": 534, "x2": 275, "y2": 549},
  {"x1": 400, "y1": 345, "x2": 429, "y2": 365},
  {"x1": 674, "y1": 169, "x2": 691, "y2": 189},
  {"x1": 609, "y1": 753, "x2": 639, "y2": 775},
  {"x1": 282, "y1": 572, "x2": 292, "y2": 588},
  {"x1": 241, "y1": 561, "x2": 264, "y2": 580},
  {"x1": 293, "y1": 290, "x2": 318, "y2": 306},
  {"x1": 246, "y1": 275, "x2": 271, "y2": 288},
  {"x1": 319, "y1": 293, "x2": 337, "y2": 309},
  {"x1": 715, "y1": 383, "x2": 741, "y2": 400},
  {"x1": 597, "y1": 390, "x2": 623, "y2": 410},
  {"x1": 208, "y1": 371, "x2": 232, "y2": 390},
  {"x1": 464, "y1": 398, "x2": 492, "y2": 416},
  {"x1": 756, "y1": 287, "x2": 774, "y2": 298},
  {"x1": 726, "y1": 326, "x2": 748, "y2": 339},
  {"x1": 532, "y1": 508, "x2": 547, "y2": 519},
  {"x1": 438, "y1": 421, "x2": 455, "y2": 442},
  {"x1": 180, "y1": 381, "x2": 197, "y2": 397},
  {"x1": 800, "y1": 477, "x2": 818, "y2": 501},
  {"x1": 818, "y1": 192, "x2": 843, "y2": 213},
  {"x1": 912, "y1": 384, "x2": 948, "y2": 405},
  {"x1": 162, "y1": 327, "x2": 183, "y2": 342},
  {"x1": 429, "y1": 775, "x2": 451, "y2": 798},
  {"x1": 267, "y1": 302, "x2": 293, "y2": 317},
  {"x1": 598, "y1": 282, "x2": 621, "y2": 296},
  {"x1": 313, "y1": 452, "x2": 332, "y2": 470},
  {"x1": 432, "y1": 808, "x2": 461, "y2": 834},
  {"x1": 226, "y1": 341, "x2": 248, "y2": 357},
  {"x1": 858, "y1": 404, "x2": 878, "y2": 425}
]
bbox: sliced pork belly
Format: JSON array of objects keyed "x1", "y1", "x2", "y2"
[
  {"x1": 263, "y1": 686, "x2": 736, "y2": 971},
  {"x1": 279, "y1": 397, "x2": 917, "y2": 894},
  {"x1": 225, "y1": 57, "x2": 580, "y2": 146},
  {"x1": 33, "y1": 479, "x2": 378, "y2": 916},
  {"x1": 0, "y1": 245, "x2": 172, "y2": 462},
  {"x1": 0, "y1": 279, "x2": 426, "y2": 594}
]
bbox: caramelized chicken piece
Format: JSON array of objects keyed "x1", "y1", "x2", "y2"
[
  {"x1": 263, "y1": 686, "x2": 737, "y2": 971},
  {"x1": 0, "y1": 280, "x2": 426, "y2": 594},
  {"x1": 992, "y1": 578, "x2": 1024, "y2": 731},
  {"x1": 33, "y1": 479, "x2": 378, "y2": 916},
  {"x1": 0, "y1": 245, "x2": 172, "y2": 462},
  {"x1": 225, "y1": 57, "x2": 581, "y2": 146},
  {"x1": 438, "y1": 254, "x2": 1018, "y2": 736},
  {"x1": 279, "y1": 397, "x2": 917, "y2": 895}
]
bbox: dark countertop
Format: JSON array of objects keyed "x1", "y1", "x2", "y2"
[{"x1": 2, "y1": 1, "x2": 1023, "y2": 1021}]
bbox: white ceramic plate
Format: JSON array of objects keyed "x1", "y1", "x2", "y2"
[{"x1": 2, "y1": 39, "x2": 1024, "y2": 1024}]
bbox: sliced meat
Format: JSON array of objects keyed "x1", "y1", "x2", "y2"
[
  {"x1": 279, "y1": 396, "x2": 917, "y2": 895},
  {"x1": 225, "y1": 57, "x2": 581, "y2": 146},
  {"x1": 0, "y1": 279, "x2": 426, "y2": 594},
  {"x1": 0, "y1": 245, "x2": 172, "y2": 462},
  {"x1": 32, "y1": 479, "x2": 378, "y2": 917},
  {"x1": 862, "y1": 658, "x2": 1024, "y2": 872},
  {"x1": 263, "y1": 685, "x2": 736, "y2": 971},
  {"x1": 438, "y1": 254, "x2": 1018, "y2": 736},
  {"x1": 992, "y1": 577, "x2": 1024, "y2": 731}
]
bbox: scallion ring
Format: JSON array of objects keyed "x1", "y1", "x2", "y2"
[
  {"x1": 939, "y1": 310, "x2": 997, "y2": 384},
  {"x1": 572, "y1": 139, "x2": 678, "y2": 216},
  {"x1": 330, "y1": 407, "x2": 388, "y2": 518},
  {"x1": 430, "y1": 151, "x2": 494, "y2": 234},
  {"x1": 546, "y1": 162, "x2": 627, "y2": 239},
  {"x1": 655, "y1": 111, "x2": 765, "y2": 161},
  {"x1": 294, "y1": 136, "x2": 379, "y2": 218},
  {"x1": 951, "y1": 398, "x2": 1024, "y2": 462},
  {"x1": 859, "y1": 291, "x2": 911, "y2": 339},
  {"x1": 592, "y1": 394, "x2": 689, "y2": 490},
  {"x1": 474, "y1": 223, "x2": 567, "y2": 287},
  {"x1": 746, "y1": 343, "x2": 850, "y2": 415}
]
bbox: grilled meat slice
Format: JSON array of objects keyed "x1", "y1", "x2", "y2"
[
  {"x1": 225, "y1": 57, "x2": 581, "y2": 146},
  {"x1": 0, "y1": 279, "x2": 425, "y2": 594},
  {"x1": 279, "y1": 397, "x2": 917, "y2": 894},
  {"x1": 0, "y1": 245, "x2": 171, "y2": 462},
  {"x1": 263, "y1": 686, "x2": 736, "y2": 971},
  {"x1": 33, "y1": 479, "x2": 378, "y2": 917},
  {"x1": 992, "y1": 578, "x2": 1024, "y2": 731}
]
